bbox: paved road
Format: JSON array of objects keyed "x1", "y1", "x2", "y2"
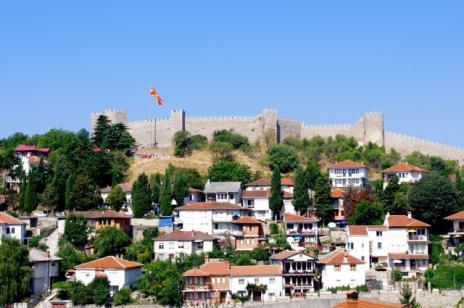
[{"x1": 44, "y1": 227, "x2": 59, "y2": 256}]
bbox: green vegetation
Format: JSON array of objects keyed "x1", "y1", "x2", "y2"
[
  {"x1": 131, "y1": 173, "x2": 152, "y2": 218},
  {"x1": 269, "y1": 166, "x2": 283, "y2": 220},
  {"x1": 107, "y1": 185, "x2": 126, "y2": 211},
  {"x1": 208, "y1": 159, "x2": 252, "y2": 183},
  {"x1": 159, "y1": 168, "x2": 172, "y2": 216},
  {"x1": 113, "y1": 288, "x2": 134, "y2": 305},
  {"x1": 425, "y1": 263, "x2": 464, "y2": 289},
  {"x1": 93, "y1": 115, "x2": 135, "y2": 151},
  {"x1": 266, "y1": 144, "x2": 299, "y2": 173},
  {"x1": 94, "y1": 227, "x2": 132, "y2": 257},
  {"x1": 124, "y1": 228, "x2": 158, "y2": 264},
  {"x1": 63, "y1": 214, "x2": 89, "y2": 248},
  {"x1": 327, "y1": 284, "x2": 368, "y2": 294},
  {"x1": 314, "y1": 172, "x2": 332, "y2": 224},
  {"x1": 391, "y1": 269, "x2": 403, "y2": 282},
  {"x1": 348, "y1": 200, "x2": 384, "y2": 225},
  {"x1": 399, "y1": 283, "x2": 421, "y2": 308}
]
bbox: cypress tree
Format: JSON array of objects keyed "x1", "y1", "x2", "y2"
[
  {"x1": 65, "y1": 174, "x2": 75, "y2": 211},
  {"x1": 314, "y1": 172, "x2": 332, "y2": 224},
  {"x1": 151, "y1": 173, "x2": 162, "y2": 204},
  {"x1": 24, "y1": 168, "x2": 38, "y2": 213},
  {"x1": 383, "y1": 175, "x2": 400, "y2": 212},
  {"x1": 269, "y1": 166, "x2": 283, "y2": 220},
  {"x1": 293, "y1": 167, "x2": 310, "y2": 214},
  {"x1": 131, "y1": 173, "x2": 151, "y2": 218},
  {"x1": 159, "y1": 170, "x2": 173, "y2": 216}
]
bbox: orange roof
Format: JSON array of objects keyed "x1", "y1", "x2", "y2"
[
  {"x1": 176, "y1": 202, "x2": 246, "y2": 211},
  {"x1": 74, "y1": 210, "x2": 132, "y2": 220},
  {"x1": 331, "y1": 188, "x2": 345, "y2": 199},
  {"x1": 233, "y1": 217, "x2": 263, "y2": 224},
  {"x1": 334, "y1": 298, "x2": 402, "y2": 308},
  {"x1": 230, "y1": 265, "x2": 281, "y2": 277},
  {"x1": 328, "y1": 160, "x2": 366, "y2": 168},
  {"x1": 183, "y1": 268, "x2": 210, "y2": 277},
  {"x1": 0, "y1": 212, "x2": 26, "y2": 225},
  {"x1": 242, "y1": 190, "x2": 270, "y2": 199},
  {"x1": 382, "y1": 163, "x2": 426, "y2": 173},
  {"x1": 270, "y1": 250, "x2": 313, "y2": 261},
  {"x1": 347, "y1": 225, "x2": 368, "y2": 236},
  {"x1": 281, "y1": 178, "x2": 294, "y2": 186},
  {"x1": 199, "y1": 261, "x2": 230, "y2": 275},
  {"x1": 387, "y1": 215, "x2": 430, "y2": 228},
  {"x1": 245, "y1": 178, "x2": 294, "y2": 187},
  {"x1": 366, "y1": 225, "x2": 387, "y2": 231},
  {"x1": 388, "y1": 253, "x2": 429, "y2": 260},
  {"x1": 75, "y1": 256, "x2": 143, "y2": 269},
  {"x1": 284, "y1": 213, "x2": 319, "y2": 222},
  {"x1": 445, "y1": 211, "x2": 464, "y2": 220},
  {"x1": 188, "y1": 187, "x2": 204, "y2": 194},
  {"x1": 155, "y1": 230, "x2": 215, "y2": 241},
  {"x1": 319, "y1": 250, "x2": 364, "y2": 265}
]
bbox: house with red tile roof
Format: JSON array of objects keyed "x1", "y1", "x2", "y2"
[
  {"x1": 382, "y1": 163, "x2": 427, "y2": 188},
  {"x1": 245, "y1": 178, "x2": 294, "y2": 193},
  {"x1": 0, "y1": 212, "x2": 27, "y2": 244},
  {"x1": 184, "y1": 187, "x2": 204, "y2": 204},
  {"x1": 283, "y1": 213, "x2": 319, "y2": 251},
  {"x1": 233, "y1": 216, "x2": 265, "y2": 251},
  {"x1": 230, "y1": 265, "x2": 283, "y2": 302},
  {"x1": 74, "y1": 256, "x2": 143, "y2": 293},
  {"x1": 319, "y1": 250, "x2": 366, "y2": 289},
  {"x1": 154, "y1": 230, "x2": 216, "y2": 261},
  {"x1": 330, "y1": 188, "x2": 346, "y2": 221},
  {"x1": 327, "y1": 160, "x2": 368, "y2": 189},
  {"x1": 346, "y1": 212, "x2": 430, "y2": 276},
  {"x1": 444, "y1": 211, "x2": 464, "y2": 254},
  {"x1": 74, "y1": 210, "x2": 133, "y2": 235}
]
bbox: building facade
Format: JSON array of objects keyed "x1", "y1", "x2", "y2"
[
  {"x1": 154, "y1": 230, "x2": 215, "y2": 260},
  {"x1": 319, "y1": 250, "x2": 366, "y2": 289},
  {"x1": 204, "y1": 181, "x2": 242, "y2": 204},
  {"x1": 382, "y1": 163, "x2": 427, "y2": 188},
  {"x1": 0, "y1": 212, "x2": 27, "y2": 244},
  {"x1": 29, "y1": 248, "x2": 62, "y2": 295},
  {"x1": 328, "y1": 160, "x2": 368, "y2": 189},
  {"x1": 284, "y1": 213, "x2": 319, "y2": 251},
  {"x1": 233, "y1": 217, "x2": 265, "y2": 251}
]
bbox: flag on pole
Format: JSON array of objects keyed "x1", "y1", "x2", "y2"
[{"x1": 149, "y1": 87, "x2": 163, "y2": 106}]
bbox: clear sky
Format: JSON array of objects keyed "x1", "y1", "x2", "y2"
[{"x1": 1, "y1": 1, "x2": 463, "y2": 146}]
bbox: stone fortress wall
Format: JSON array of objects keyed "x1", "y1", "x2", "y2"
[{"x1": 91, "y1": 109, "x2": 464, "y2": 164}]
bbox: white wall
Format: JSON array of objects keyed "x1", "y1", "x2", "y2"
[
  {"x1": 383, "y1": 171, "x2": 424, "y2": 187},
  {"x1": 154, "y1": 239, "x2": 214, "y2": 260},
  {"x1": 230, "y1": 275, "x2": 283, "y2": 301},
  {"x1": 329, "y1": 167, "x2": 368, "y2": 188},
  {"x1": 243, "y1": 198, "x2": 271, "y2": 221},
  {"x1": 76, "y1": 268, "x2": 140, "y2": 291},
  {"x1": 0, "y1": 224, "x2": 25, "y2": 244},
  {"x1": 179, "y1": 210, "x2": 212, "y2": 234},
  {"x1": 346, "y1": 235, "x2": 370, "y2": 265},
  {"x1": 321, "y1": 263, "x2": 366, "y2": 289}
]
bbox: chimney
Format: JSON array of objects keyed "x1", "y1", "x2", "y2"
[
  {"x1": 44, "y1": 250, "x2": 50, "y2": 258},
  {"x1": 407, "y1": 211, "x2": 412, "y2": 219},
  {"x1": 204, "y1": 255, "x2": 209, "y2": 264},
  {"x1": 386, "y1": 212, "x2": 390, "y2": 219}
]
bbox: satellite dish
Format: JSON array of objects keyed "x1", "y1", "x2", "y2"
[{"x1": 328, "y1": 222, "x2": 336, "y2": 229}]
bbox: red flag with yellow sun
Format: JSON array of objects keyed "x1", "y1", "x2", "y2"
[{"x1": 149, "y1": 87, "x2": 163, "y2": 106}]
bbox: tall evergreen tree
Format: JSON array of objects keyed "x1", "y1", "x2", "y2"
[
  {"x1": 456, "y1": 169, "x2": 464, "y2": 208},
  {"x1": 269, "y1": 166, "x2": 283, "y2": 220},
  {"x1": 172, "y1": 174, "x2": 189, "y2": 207},
  {"x1": 107, "y1": 185, "x2": 126, "y2": 212},
  {"x1": 24, "y1": 168, "x2": 38, "y2": 213},
  {"x1": 305, "y1": 160, "x2": 321, "y2": 190},
  {"x1": 150, "y1": 173, "x2": 162, "y2": 205},
  {"x1": 293, "y1": 167, "x2": 310, "y2": 214},
  {"x1": 65, "y1": 174, "x2": 76, "y2": 211},
  {"x1": 382, "y1": 175, "x2": 400, "y2": 212},
  {"x1": 314, "y1": 172, "x2": 332, "y2": 224},
  {"x1": 131, "y1": 173, "x2": 152, "y2": 218},
  {"x1": 93, "y1": 115, "x2": 111, "y2": 147},
  {"x1": 160, "y1": 170, "x2": 173, "y2": 216}
]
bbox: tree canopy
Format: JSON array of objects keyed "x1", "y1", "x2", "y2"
[
  {"x1": 208, "y1": 159, "x2": 252, "y2": 184},
  {"x1": 269, "y1": 166, "x2": 283, "y2": 220},
  {"x1": 94, "y1": 227, "x2": 132, "y2": 257},
  {"x1": 348, "y1": 200, "x2": 385, "y2": 225},
  {"x1": 266, "y1": 144, "x2": 299, "y2": 173},
  {"x1": 64, "y1": 214, "x2": 89, "y2": 248},
  {"x1": 131, "y1": 173, "x2": 152, "y2": 218},
  {"x1": 107, "y1": 185, "x2": 126, "y2": 212}
]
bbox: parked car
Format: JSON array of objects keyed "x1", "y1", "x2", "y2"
[
  {"x1": 33, "y1": 211, "x2": 48, "y2": 218},
  {"x1": 55, "y1": 211, "x2": 65, "y2": 218}
]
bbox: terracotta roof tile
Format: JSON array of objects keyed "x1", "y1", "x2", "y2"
[
  {"x1": 328, "y1": 160, "x2": 366, "y2": 168},
  {"x1": 233, "y1": 217, "x2": 263, "y2": 224},
  {"x1": 281, "y1": 178, "x2": 294, "y2": 186},
  {"x1": 388, "y1": 253, "x2": 429, "y2": 260},
  {"x1": 382, "y1": 163, "x2": 426, "y2": 173},
  {"x1": 445, "y1": 211, "x2": 464, "y2": 220},
  {"x1": 183, "y1": 268, "x2": 210, "y2": 277},
  {"x1": 75, "y1": 256, "x2": 143, "y2": 269},
  {"x1": 319, "y1": 250, "x2": 364, "y2": 265},
  {"x1": 366, "y1": 225, "x2": 387, "y2": 231},
  {"x1": 74, "y1": 210, "x2": 132, "y2": 220},
  {"x1": 199, "y1": 261, "x2": 230, "y2": 275},
  {"x1": 230, "y1": 265, "x2": 281, "y2": 277},
  {"x1": 15, "y1": 144, "x2": 50, "y2": 154},
  {"x1": 331, "y1": 188, "x2": 345, "y2": 199},
  {"x1": 155, "y1": 230, "x2": 215, "y2": 241},
  {"x1": 347, "y1": 225, "x2": 368, "y2": 236},
  {"x1": 0, "y1": 212, "x2": 26, "y2": 225},
  {"x1": 387, "y1": 215, "x2": 430, "y2": 228},
  {"x1": 270, "y1": 250, "x2": 313, "y2": 261},
  {"x1": 245, "y1": 178, "x2": 294, "y2": 187},
  {"x1": 176, "y1": 202, "x2": 246, "y2": 211},
  {"x1": 242, "y1": 190, "x2": 270, "y2": 199},
  {"x1": 284, "y1": 213, "x2": 319, "y2": 222}
]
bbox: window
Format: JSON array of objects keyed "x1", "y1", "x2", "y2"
[
  {"x1": 158, "y1": 244, "x2": 164, "y2": 250},
  {"x1": 254, "y1": 278, "x2": 259, "y2": 284},
  {"x1": 348, "y1": 242, "x2": 354, "y2": 250},
  {"x1": 214, "y1": 223, "x2": 219, "y2": 230},
  {"x1": 239, "y1": 279, "x2": 245, "y2": 285},
  {"x1": 247, "y1": 199, "x2": 254, "y2": 208},
  {"x1": 334, "y1": 265, "x2": 341, "y2": 272},
  {"x1": 361, "y1": 256, "x2": 365, "y2": 261},
  {"x1": 270, "y1": 278, "x2": 275, "y2": 284},
  {"x1": 376, "y1": 231, "x2": 382, "y2": 237},
  {"x1": 350, "y1": 265, "x2": 357, "y2": 271},
  {"x1": 178, "y1": 243, "x2": 184, "y2": 249},
  {"x1": 5, "y1": 227, "x2": 10, "y2": 234},
  {"x1": 377, "y1": 242, "x2": 382, "y2": 249},
  {"x1": 11, "y1": 227, "x2": 15, "y2": 234}
]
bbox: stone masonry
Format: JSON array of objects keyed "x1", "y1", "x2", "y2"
[{"x1": 91, "y1": 109, "x2": 464, "y2": 164}]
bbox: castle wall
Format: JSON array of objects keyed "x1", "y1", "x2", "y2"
[{"x1": 278, "y1": 119, "x2": 302, "y2": 141}]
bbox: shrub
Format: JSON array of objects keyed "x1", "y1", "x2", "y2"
[
  {"x1": 392, "y1": 269, "x2": 403, "y2": 282},
  {"x1": 113, "y1": 288, "x2": 134, "y2": 306}
]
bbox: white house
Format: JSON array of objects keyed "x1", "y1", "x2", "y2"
[
  {"x1": 346, "y1": 212, "x2": 430, "y2": 276},
  {"x1": 242, "y1": 190, "x2": 272, "y2": 221},
  {"x1": 327, "y1": 160, "x2": 368, "y2": 189},
  {"x1": 175, "y1": 202, "x2": 250, "y2": 238},
  {"x1": 230, "y1": 265, "x2": 283, "y2": 302},
  {"x1": 284, "y1": 213, "x2": 319, "y2": 251},
  {"x1": 319, "y1": 250, "x2": 366, "y2": 289},
  {"x1": 29, "y1": 248, "x2": 62, "y2": 295},
  {"x1": 75, "y1": 256, "x2": 143, "y2": 293},
  {"x1": 14, "y1": 144, "x2": 49, "y2": 175},
  {"x1": 204, "y1": 181, "x2": 242, "y2": 204},
  {"x1": 382, "y1": 163, "x2": 427, "y2": 188},
  {"x1": 245, "y1": 178, "x2": 294, "y2": 194},
  {"x1": 184, "y1": 188, "x2": 204, "y2": 205},
  {"x1": 154, "y1": 230, "x2": 215, "y2": 261},
  {"x1": 444, "y1": 211, "x2": 464, "y2": 255},
  {"x1": 0, "y1": 212, "x2": 27, "y2": 244}
]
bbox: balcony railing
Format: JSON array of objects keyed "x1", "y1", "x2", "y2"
[
  {"x1": 408, "y1": 235, "x2": 428, "y2": 241},
  {"x1": 184, "y1": 284, "x2": 212, "y2": 291}
]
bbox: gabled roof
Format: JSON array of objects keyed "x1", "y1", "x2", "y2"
[
  {"x1": 347, "y1": 225, "x2": 368, "y2": 236},
  {"x1": 0, "y1": 212, "x2": 26, "y2": 225},
  {"x1": 176, "y1": 202, "x2": 245, "y2": 211},
  {"x1": 183, "y1": 268, "x2": 210, "y2": 277},
  {"x1": 245, "y1": 178, "x2": 294, "y2": 187},
  {"x1": 100, "y1": 183, "x2": 132, "y2": 194},
  {"x1": 281, "y1": 178, "x2": 294, "y2": 186},
  {"x1": 387, "y1": 215, "x2": 430, "y2": 228},
  {"x1": 199, "y1": 261, "x2": 230, "y2": 275},
  {"x1": 29, "y1": 248, "x2": 62, "y2": 263},
  {"x1": 328, "y1": 160, "x2": 366, "y2": 168},
  {"x1": 15, "y1": 144, "x2": 50, "y2": 154},
  {"x1": 242, "y1": 190, "x2": 270, "y2": 199},
  {"x1": 382, "y1": 163, "x2": 426, "y2": 173},
  {"x1": 330, "y1": 188, "x2": 345, "y2": 199},
  {"x1": 188, "y1": 187, "x2": 204, "y2": 194},
  {"x1": 73, "y1": 210, "x2": 132, "y2": 220},
  {"x1": 230, "y1": 265, "x2": 281, "y2": 277},
  {"x1": 155, "y1": 230, "x2": 215, "y2": 242},
  {"x1": 75, "y1": 256, "x2": 143, "y2": 270},
  {"x1": 319, "y1": 250, "x2": 364, "y2": 265},
  {"x1": 445, "y1": 211, "x2": 464, "y2": 220},
  {"x1": 233, "y1": 217, "x2": 263, "y2": 224},
  {"x1": 284, "y1": 213, "x2": 319, "y2": 222},
  {"x1": 270, "y1": 250, "x2": 314, "y2": 261},
  {"x1": 204, "y1": 181, "x2": 241, "y2": 193}
]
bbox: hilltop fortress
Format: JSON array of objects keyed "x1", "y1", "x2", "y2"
[{"x1": 91, "y1": 109, "x2": 464, "y2": 164}]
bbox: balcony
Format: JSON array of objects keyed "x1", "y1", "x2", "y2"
[
  {"x1": 184, "y1": 284, "x2": 212, "y2": 292},
  {"x1": 284, "y1": 269, "x2": 314, "y2": 275},
  {"x1": 408, "y1": 235, "x2": 428, "y2": 242},
  {"x1": 287, "y1": 230, "x2": 316, "y2": 236}
]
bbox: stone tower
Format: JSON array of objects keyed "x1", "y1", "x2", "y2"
[
  {"x1": 362, "y1": 112, "x2": 385, "y2": 147},
  {"x1": 90, "y1": 109, "x2": 128, "y2": 133},
  {"x1": 170, "y1": 109, "x2": 186, "y2": 132}
]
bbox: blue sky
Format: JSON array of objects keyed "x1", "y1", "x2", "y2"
[{"x1": 1, "y1": 1, "x2": 463, "y2": 146}]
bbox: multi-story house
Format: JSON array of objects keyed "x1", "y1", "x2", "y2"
[
  {"x1": 270, "y1": 250, "x2": 317, "y2": 297},
  {"x1": 29, "y1": 248, "x2": 62, "y2": 295},
  {"x1": 74, "y1": 210, "x2": 132, "y2": 236},
  {"x1": 284, "y1": 213, "x2": 319, "y2": 251},
  {"x1": 230, "y1": 265, "x2": 283, "y2": 302},
  {"x1": 245, "y1": 178, "x2": 294, "y2": 193},
  {"x1": 444, "y1": 211, "x2": 464, "y2": 255},
  {"x1": 184, "y1": 188, "x2": 204, "y2": 205},
  {"x1": 204, "y1": 181, "x2": 242, "y2": 204},
  {"x1": 330, "y1": 188, "x2": 346, "y2": 222},
  {"x1": 346, "y1": 212, "x2": 429, "y2": 276},
  {"x1": 14, "y1": 144, "x2": 49, "y2": 174},
  {"x1": 242, "y1": 190, "x2": 272, "y2": 221},
  {"x1": 183, "y1": 261, "x2": 231, "y2": 306},
  {"x1": 328, "y1": 160, "x2": 368, "y2": 189},
  {"x1": 176, "y1": 202, "x2": 250, "y2": 238},
  {"x1": 100, "y1": 183, "x2": 132, "y2": 211},
  {"x1": 0, "y1": 212, "x2": 27, "y2": 244},
  {"x1": 233, "y1": 217, "x2": 265, "y2": 251},
  {"x1": 319, "y1": 250, "x2": 366, "y2": 290},
  {"x1": 382, "y1": 163, "x2": 427, "y2": 188},
  {"x1": 154, "y1": 230, "x2": 215, "y2": 261}
]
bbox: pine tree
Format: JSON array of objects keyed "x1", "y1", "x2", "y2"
[
  {"x1": 305, "y1": 160, "x2": 321, "y2": 190},
  {"x1": 314, "y1": 172, "x2": 332, "y2": 224},
  {"x1": 65, "y1": 174, "x2": 75, "y2": 211},
  {"x1": 131, "y1": 173, "x2": 152, "y2": 218},
  {"x1": 399, "y1": 283, "x2": 421, "y2": 308},
  {"x1": 151, "y1": 173, "x2": 162, "y2": 204},
  {"x1": 24, "y1": 168, "x2": 38, "y2": 213},
  {"x1": 93, "y1": 115, "x2": 111, "y2": 147},
  {"x1": 293, "y1": 167, "x2": 310, "y2": 214},
  {"x1": 383, "y1": 175, "x2": 400, "y2": 212},
  {"x1": 160, "y1": 170, "x2": 173, "y2": 216},
  {"x1": 107, "y1": 185, "x2": 126, "y2": 212},
  {"x1": 172, "y1": 175, "x2": 189, "y2": 207},
  {"x1": 269, "y1": 166, "x2": 283, "y2": 220}
]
